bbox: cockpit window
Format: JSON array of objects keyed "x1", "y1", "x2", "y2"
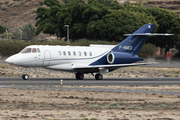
[
  {"x1": 21, "y1": 48, "x2": 31, "y2": 53},
  {"x1": 32, "y1": 48, "x2": 37, "y2": 53},
  {"x1": 37, "y1": 48, "x2": 40, "y2": 53}
]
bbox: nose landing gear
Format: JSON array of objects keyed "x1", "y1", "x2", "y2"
[
  {"x1": 22, "y1": 74, "x2": 29, "y2": 80},
  {"x1": 22, "y1": 67, "x2": 29, "y2": 80}
]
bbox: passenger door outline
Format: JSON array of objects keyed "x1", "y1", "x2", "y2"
[{"x1": 42, "y1": 50, "x2": 51, "y2": 66}]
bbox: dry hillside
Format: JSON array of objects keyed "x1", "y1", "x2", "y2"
[
  {"x1": 0, "y1": 0, "x2": 180, "y2": 33},
  {"x1": 0, "y1": 0, "x2": 43, "y2": 33}
]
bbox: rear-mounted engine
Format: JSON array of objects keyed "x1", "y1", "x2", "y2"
[{"x1": 107, "y1": 52, "x2": 143, "y2": 64}]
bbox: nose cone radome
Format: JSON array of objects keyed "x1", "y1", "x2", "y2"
[
  {"x1": 5, "y1": 54, "x2": 21, "y2": 65},
  {"x1": 5, "y1": 56, "x2": 15, "y2": 64}
]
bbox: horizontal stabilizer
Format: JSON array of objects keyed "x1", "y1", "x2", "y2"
[{"x1": 124, "y1": 33, "x2": 174, "y2": 36}]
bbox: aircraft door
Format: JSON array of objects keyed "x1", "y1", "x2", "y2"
[{"x1": 42, "y1": 51, "x2": 51, "y2": 66}]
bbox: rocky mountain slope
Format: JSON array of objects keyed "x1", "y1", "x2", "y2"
[
  {"x1": 0, "y1": 0, "x2": 43, "y2": 33},
  {"x1": 0, "y1": 0, "x2": 180, "y2": 33}
]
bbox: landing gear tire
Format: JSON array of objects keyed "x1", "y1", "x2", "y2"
[
  {"x1": 95, "y1": 74, "x2": 103, "y2": 80},
  {"x1": 75, "y1": 73, "x2": 84, "y2": 80},
  {"x1": 22, "y1": 74, "x2": 29, "y2": 80}
]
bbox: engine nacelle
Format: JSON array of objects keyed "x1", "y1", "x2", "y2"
[{"x1": 107, "y1": 52, "x2": 143, "y2": 64}]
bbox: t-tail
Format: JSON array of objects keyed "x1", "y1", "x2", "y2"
[
  {"x1": 112, "y1": 24, "x2": 156, "y2": 55},
  {"x1": 91, "y1": 24, "x2": 173, "y2": 65}
]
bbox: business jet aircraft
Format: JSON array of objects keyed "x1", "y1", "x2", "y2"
[{"x1": 5, "y1": 24, "x2": 172, "y2": 80}]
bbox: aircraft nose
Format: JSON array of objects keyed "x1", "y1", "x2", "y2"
[
  {"x1": 5, "y1": 55, "x2": 20, "y2": 65},
  {"x1": 5, "y1": 56, "x2": 15, "y2": 64}
]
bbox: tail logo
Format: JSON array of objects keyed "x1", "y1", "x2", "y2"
[{"x1": 148, "y1": 25, "x2": 151, "y2": 28}]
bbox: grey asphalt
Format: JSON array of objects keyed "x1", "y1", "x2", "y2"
[
  {"x1": 0, "y1": 77, "x2": 180, "y2": 86},
  {"x1": 0, "y1": 77, "x2": 180, "y2": 95},
  {"x1": 0, "y1": 60, "x2": 6, "y2": 63}
]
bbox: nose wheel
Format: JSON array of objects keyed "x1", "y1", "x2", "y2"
[
  {"x1": 22, "y1": 67, "x2": 29, "y2": 80},
  {"x1": 22, "y1": 74, "x2": 29, "y2": 80}
]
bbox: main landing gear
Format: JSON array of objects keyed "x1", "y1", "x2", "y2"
[
  {"x1": 95, "y1": 74, "x2": 103, "y2": 80},
  {"x1": 75, "y1": 73, "x2": 84, "y2": 80},
  {"x1": 22, "y1": 67, "x2": 29, "y2": 80},
  {"x1": 75, "y1": 73, "x2": 103, "y2": 80}
]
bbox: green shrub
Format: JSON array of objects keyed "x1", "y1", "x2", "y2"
[
  {"x1": 0, "y1": 40, "x2": 158, "y2": 57},
  {"x1": 19, "y1": 23, "x2": 36, "y2": 40},
  {"x1": 0, "y1": 33, "x2": 15, "y2": 39},
  {"x1": 164, "y1": 74, "x2": 172, "y2": 77},
  {"x1": 39, "y1": 104, "x2": 45, "y2": 107},
  {"x1": 90, "y1": 118, "x2": 97, "y2": 120},
  {"x1": 138, "y1": 43, "x2": 157, "y2": 58},
  {"x1": 0, "y1": 40, "x2": 29, "y2": 56},
  {"x1": 128, "y1": 105, "x2": 136, "y2": 109},
  {"x1": 88, "y1": 104, "x2": 101, "y2": 108},
  {"x1": 0, "y1": 25, "x2": 8, "y2": 34},
  {"x1": 105, "y1": 102, "x2": 121, "y2": 108},
  {"x1": 160, "y1": 104, "x2": 167, "y2": 107}
]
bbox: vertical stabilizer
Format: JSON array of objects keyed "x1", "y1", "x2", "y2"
[{"x1": 112, "y1": 24, "x2": 156, "y2": 55}]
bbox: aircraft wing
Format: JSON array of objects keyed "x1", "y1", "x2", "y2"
[{"x1": 73, "y1": 62, "x2": 157, "y2": 69}]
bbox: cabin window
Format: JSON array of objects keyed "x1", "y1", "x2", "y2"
[
  {"x1": 63, "y1": 51, "x2": 66, "y2": 56},
  {"x1": 68, "y1": 51, "x2": 71, "y2": 56},
  {"x1": 78, "y1": 51, "x2": 81, "y2": 56},
  {"x1": 59, "y1": 51, "x2": 61, "y2": 55},
  {"x1": 73, "y1": 51, "x2": 76, "y2": 56},
  {"x1": 37, "y1": 48, "x2": 40, "y2": 53},
  {"x1": 89, "y1": 52, "x2": 92, "y2": 56},
  {"x1": 21, "y1": 48, "x2": 31, "y2": 53},
  {"x1": 84, "y1": 52, "x2": 87, "y2": 56},
  {"x1": 32, "y1": 48, "x2": 37, "y2": 53}
]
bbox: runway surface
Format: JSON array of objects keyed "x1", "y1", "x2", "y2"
[
  {"x1": 0, "y1": 77, "x2": 180, "y2": 86},
  {"x1": 0, "y1": 77, "x2": 180, "y2": 95}
]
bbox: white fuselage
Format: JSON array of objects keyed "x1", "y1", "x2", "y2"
[
  {"x1": 5, "y1": 24, "x2": 163, "y2": 80},
  {"x1": 6, "y1": 45, "x2": 113, "y2": 73}
]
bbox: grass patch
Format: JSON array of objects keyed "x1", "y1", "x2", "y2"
[
  {"x1": 128, "y1": 105, "x2": 136, "y2": 109},
  {"x1": 88, "y1": 104, "x2": 102, "y2": 108},
  {"x1": 5, "y1": 105, "x2": 13, "y2": 109},
  {"x1": 160, "y1": 104, "x2": 167, "y2": 107},
  {"x1": 39, "y1": 104, "x2": 45, "y2": 107},
  {"x1": 89, "y1": 102, "x2": 121, "y2": 108},
  {"x1": 147, "y1": 105, "x2": 154, "y2": 108},
  {"x1": 175, "y1": 74, "x2": 179, "y2": 77},
  {"x1": 164, "y1": 74, "x2": 172, "y2": 77},
  {"x1": 135, "y1": 75, "x2": 139, "y2": 77},
  {"x1": 105, "y1": 102, "x2": 121, "y2": 108},
  {"x1": 1, "y1": 4, "x2": 8, "y2": 10},
  {"x1": 31, "y1": 8, "x2": 37, "y2": 13},
  {"x1": 90, "y1": 118, "x2": 97, "y2": 120}
]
